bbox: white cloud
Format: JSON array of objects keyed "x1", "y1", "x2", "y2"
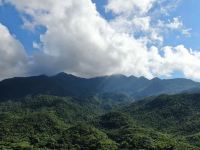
[
  {"x1": 147, "y1": 45, "x2": 200, "y2": 80},
  {"x1": 0, "y1": 23, "x2": 27, "y2": 80},
  {"x1": 32, "y1": 42, "x2": 41, "y2": 49},
  {"x1": 106, "y1": 0, "x2": 156, "y2": 15},
  {"x1": 182, "y1": 28, "x2": 192, "y2": 37},
  {"x1": 166, "y1": 17, "x2": 183, "y2": 29},
  {"x1": 157, "y1": 17, "x2": 191, "y2": 36},
  {"x1": 157, "y1": 0, "x2": 181, "y2": 16},
  {"x1": 6, "y1": 0, "x2": 154, "y2": 78},
  {"x1": 1, "y1": 0, "x2": 200, "y2": 81},
  {"x1": 161, "y1": 45, "x2": 200, "y2": 80},
  {"x1": 132, "y1": 17, "x2": 151, "y2": 31}
]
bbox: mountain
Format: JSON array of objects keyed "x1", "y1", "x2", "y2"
[
  {"x1": 0, "y1": 72, "x2": 199, "y2": 100},
  {"x1": 0, "y1": 72, "x2": 200, "y2": 149},
  {"x1": 1, "y1": 73, "x2": 200, "y2": 149}
]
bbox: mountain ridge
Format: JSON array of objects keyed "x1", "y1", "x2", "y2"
[{"x1": 0, "y1": 72, "x2": 199, "y2": 100}]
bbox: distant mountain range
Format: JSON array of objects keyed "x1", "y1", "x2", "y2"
[{"x1": 0, "y1": 72, "x2": 199, "y2": 100}]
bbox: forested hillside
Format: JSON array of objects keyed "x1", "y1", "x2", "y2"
[{"x1": 0, "y1": 93, "x2": 200, "y2": 149}]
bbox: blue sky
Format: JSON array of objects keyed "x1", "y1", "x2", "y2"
[
  {"x1": 0, "y1": 3, "x2": 46, "y2": 53},
  {"x1": 0, "y1": 0, "x2": 200, "y2": 80},
  {"x1": 93, "y1": 0, "x2": 200, "y2": 50},
  {"x1": 164, "y1": 0, "x2": 200, "y2": 50}
]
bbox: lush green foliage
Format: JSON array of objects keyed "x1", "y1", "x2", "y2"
[
  {"x1": 0, "y1": 95, "x2": 111, "y2": 149},
  {"x1": 124, "y1": 93, "x2": 200, "y2": 149},
  {"x1": 0, "y1": 93, "x2": 200, "y2": 149}
]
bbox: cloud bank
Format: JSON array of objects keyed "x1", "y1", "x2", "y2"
[
  {"x1": 0, "y1": 23, "x2": 27, "y2": 80},
  {"x1": 0, "y1": 0, "x2": 200, "y2": 80}
]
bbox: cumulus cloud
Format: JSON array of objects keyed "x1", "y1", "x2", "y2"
[
  {"x1": 0, "y1": 23, "x2": 27, "y2": 80},
  {"x1": 6, "y1": 0, "x2": 153, "y2": 77},
  {"x1": 162, "y1": 45, "x2": 200, "y2": 80},
  {"x1": 106, "y1": 0, "x2": 156, "y2": 15},
  {"x1": 0, "y1": 0, "x2": 200, "y2": 81},
  {"x1": 148, "y1": 45, "x2": 200, "y2": 80}
]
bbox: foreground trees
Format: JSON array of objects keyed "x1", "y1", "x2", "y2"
[{"x1": 0, "y1": 94, "x2": 200, "y2": 149}]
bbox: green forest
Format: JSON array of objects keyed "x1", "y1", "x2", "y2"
[{"x1": 0, "y1": 93, "x2": 200, "y2": 150}]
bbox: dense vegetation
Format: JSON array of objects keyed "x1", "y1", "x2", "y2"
[
  {"x1": 0, "y1": 95, "x2": 113, "y2": 149},
  {"x1": 0, "y1": 93, "x2": 200, "y2": 149},
  {"x1": 123, "y1": 93, "x2": 200, "y2": 149}
]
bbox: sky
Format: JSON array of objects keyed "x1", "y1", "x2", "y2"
[{"x1": 0, "y1": 0, "x2": 200, "y2": 81}]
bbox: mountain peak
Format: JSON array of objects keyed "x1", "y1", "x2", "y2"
[
  {"x1": 53, "y1": 72, "x2": 86, "y2": 80},
  {"x1": 139, "y1": 76, "x2": 149, "y2": 81},
  {"x1": 55, "y1": 72, "x2": 69, "y2": 76},
  {"x1": 151, "y1": 77, "x2": 161, "y2": 81},
  {"x1": 128, "y1": 75, "x2": 138, "y2": 80},
  {"x1": 109, "y1": 74, "x2": 127, "y2": 78},
  {"x1": 54, "y1": 72, "x2": 78, "y2": 78}
]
